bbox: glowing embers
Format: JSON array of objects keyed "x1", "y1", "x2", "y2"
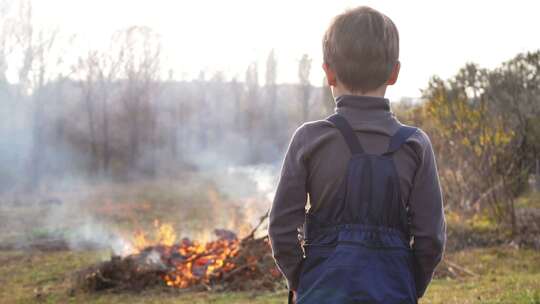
[
  {"x1": 131, "y1": 220, "x2": 240, "y2": 288},
  {"x1": 75, "y1": 216, "x2": 283, "y2": 293}
]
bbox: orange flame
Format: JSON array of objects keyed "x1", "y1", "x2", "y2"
[{"x1": 131, "y1": 220, "x2": 240, "y2": 288}]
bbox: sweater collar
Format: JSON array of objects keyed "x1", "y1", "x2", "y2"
[{"x1": 334, "y1": 95, "x2": 393, "y2": 122}]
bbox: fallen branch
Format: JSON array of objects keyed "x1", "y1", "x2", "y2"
[{"x1": 245, "y1": 211, "x2": 269, "y2": 240}]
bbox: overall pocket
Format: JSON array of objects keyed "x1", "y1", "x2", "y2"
[{"x1": 297, "y1": 246, "x2": 333, "y2": 293}]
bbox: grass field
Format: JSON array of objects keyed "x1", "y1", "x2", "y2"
[
  {"x1": 1, "y1": 184, "x2": 539, "y2": 304},
  {"x1": 0, "y1": 246, "x2": 538, "y2": 304}
]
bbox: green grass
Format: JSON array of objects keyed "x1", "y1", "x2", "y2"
[
  {"x1": 425, "y1": 247, "x2": 540, "y2": 304},
  {"x1": 0, "y1": 247, "x2": 538, "y2": 304}
]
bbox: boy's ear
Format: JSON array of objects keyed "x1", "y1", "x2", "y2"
[
  {"x1": 322, "y1": 63, "x2": 337, "y2": 86},
  {"x1": 386, "y1": 61, "x2": 401, "y2": 86}
]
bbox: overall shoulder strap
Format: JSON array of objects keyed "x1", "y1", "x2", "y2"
[
  {"x1": 384, "y1": 125, "x2": 418, "y2": 155},
  {"x1": 327, "y1": 114, "x2": 364, "y2": 154}
]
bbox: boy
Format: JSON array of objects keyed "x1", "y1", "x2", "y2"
[{"x1": 269, "y1": 6, "x2": 446, "y2": 304}]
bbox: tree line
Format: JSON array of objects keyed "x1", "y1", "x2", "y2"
[{"x1": 0, "y1": 1, "x2": 334, "y2": 192}]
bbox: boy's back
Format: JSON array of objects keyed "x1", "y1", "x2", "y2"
[{"x1": 268, "y1": 6, "x2": 446, "y2": 304}]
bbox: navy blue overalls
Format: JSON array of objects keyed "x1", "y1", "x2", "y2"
[{"x1": 296, "y1": 114, "x2": 418, "y2": 304}]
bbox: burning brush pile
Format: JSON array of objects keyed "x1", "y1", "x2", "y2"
[{"x1": 75, "y1": 215, "x2": 283, "y2": 293}]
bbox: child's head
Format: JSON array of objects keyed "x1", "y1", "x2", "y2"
[{"x1": 323, "y1": 6, "x2": 400, "y2": 96}]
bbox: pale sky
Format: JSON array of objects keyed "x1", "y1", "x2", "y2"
[{"x1": 32, "y1": 0, "x2": 540, "y2": 100}]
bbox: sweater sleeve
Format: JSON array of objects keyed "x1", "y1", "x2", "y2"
[
  {"x1": 268, "y1": 125, "x2": 309, "y2": 291},
  {"x1": 408, "y1": 130, "x2": 447, "y2": 298}
]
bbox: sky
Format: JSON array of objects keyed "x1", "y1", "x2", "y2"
[{"x1": 31, "y1": 0, "x2": 540, "y2": 100}]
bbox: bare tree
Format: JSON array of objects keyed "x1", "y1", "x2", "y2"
[
  {"x1": 245, "y1": 62, "x2": 259, "y2": 162},
  {"x1": 116, "y1": 26, "x2": 162, "y2": 176},
  {"x1": 164, "y1": 69, "x2": 179, "y2": 159},
  {"x1": 196, "y1": 71, "x2": 209, "y2": 149},
  {"x1": 96, "y1": 43, "x2": 123, "y2": 175},
  {"x1": 0, "y1": 0, "x2": 16, "y2": 138},
  {"x1": 230, "y1": 76, "x2": 243, "y2": 133},
  {"x1": 298, "y1": 54, "x2": 312, "y2": 122},
  {"x1": 321, "y1": 76, "x2": 335, "y2": 116},
  {"x1": 74, "y1": 42, "x2": 123, "y2": 176},
  {"x1": 265, "y1": 49, "x2": 277, "y2": 131},
  {"x1": 0, "y1": 0, "x2": 13, "y2": 87},
  {"x1": 13, "y1": 0, "x2": 63, "y2": 190},
  {"x1": 75, "y1": 50, "x2": 100, "y2": 174}
]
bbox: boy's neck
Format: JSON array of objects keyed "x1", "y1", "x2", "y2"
[{"x1": 332, "y1": 85, "x2": 387, "y2": 99}]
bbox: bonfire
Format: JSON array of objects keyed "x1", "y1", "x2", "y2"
[{"x1": 75, "y1": 214, "x2": 284, "y2": 292}]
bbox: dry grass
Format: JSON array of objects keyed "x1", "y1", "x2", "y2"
[
  {"x1": 0, "y1": 246, "x2": 538, "y2": 303},
  {"x1": 1, "y1": 185, "x2": 538, "y2": 303}
]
